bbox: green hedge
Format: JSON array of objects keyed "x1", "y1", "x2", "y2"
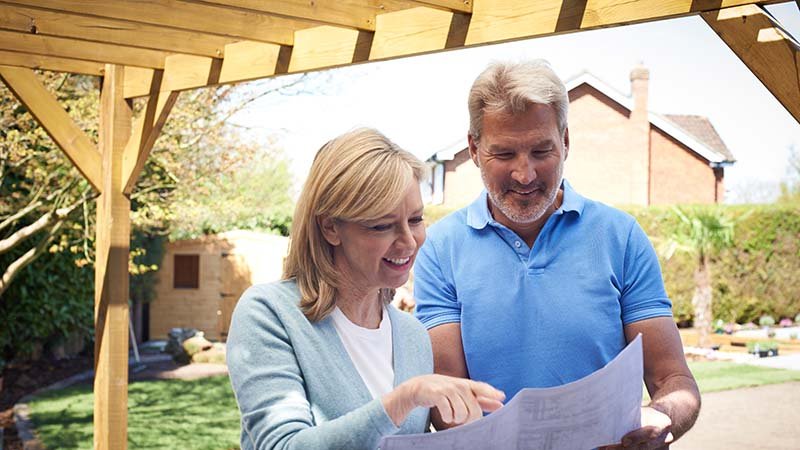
[
  {"x1": 0, "y1": 239, "x2": 94, "y2": 364},
  {"x1": 425, "y1": 203, "x2": 800, "y2": 324}
]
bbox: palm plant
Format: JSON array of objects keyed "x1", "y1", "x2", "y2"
[{"x1": 661, "y1": 207, "x2": 738, "y2": 348}]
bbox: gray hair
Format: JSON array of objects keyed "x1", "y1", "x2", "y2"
[{"x1": 468, "y1": 60, "x2": 569, "y2": 142}]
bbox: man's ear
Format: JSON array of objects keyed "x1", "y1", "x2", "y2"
[
  {"x1": 319, "y1": 216, "x2": 341, "y2": 246},
  {"x1": 468, "y1": 134, "x2": 480, "y2": 167},
  {"x1": 563, "y1": 127, "x2": 570, "y2": 161}
]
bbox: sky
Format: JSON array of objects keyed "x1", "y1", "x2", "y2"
[{"x1": 231, "y1": 3, "x2": 800, "y2": 204}]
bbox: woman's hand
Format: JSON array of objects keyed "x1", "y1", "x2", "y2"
[{"x1": 382, "y1": 374, "x2": 505, "y2": 427}]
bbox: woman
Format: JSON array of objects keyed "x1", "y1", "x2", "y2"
[{"x1": 227, "y1": 128, "x2": 505, "y2": 450}]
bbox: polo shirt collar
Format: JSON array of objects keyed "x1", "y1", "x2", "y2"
[{"x1": 466, "y1": 178, "x2": 584, "y2": 231}]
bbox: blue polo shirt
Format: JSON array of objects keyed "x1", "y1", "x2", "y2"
[{"x1": 414, "y1": 180, "x2": 672, "y2": 399}]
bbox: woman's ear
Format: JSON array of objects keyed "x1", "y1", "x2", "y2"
[{"x1": 319, "y1": 216, "x2": 341, "y2": 246}]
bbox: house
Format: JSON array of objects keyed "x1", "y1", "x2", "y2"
[
  {"x1": 426, "y1": 66, "x2": 736, "y2": 208},
  {"x1": 148, "y1": 230, "x2": 288, "y2": 341}
]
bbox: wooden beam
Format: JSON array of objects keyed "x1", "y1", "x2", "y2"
[
  {"x1": 370, "y1": 6, "x2": 469, "y2": 59},
  {"x1": 0, "y1": 29, "x2": 169, "y2": 69},
  {"x1": 4, "y1": 0, "x2": 314, "y2": 46},
  {"x1": 123, "y1": 43, "x2": 291, "y2": 97},
  {"x1": 0, "y1": 50, "x2": 104, "y2": 75},
  {"x1": 123, "y1": 67, "x2": 156, "y2": 99},
  {"x1": 219, "y1": 41, "x2": 291, "y2": 83},
  {"x1": 0, "y1": 3, "x2": 236, "y2": 58},
  {"x1": 289, "y1": 26, "x2": 373, "y2": 72},
  {"x1": 703, "y1": 4, "x2": 800, "y2": 123},
  {"x1": 0, "y1": 65, "x2": 102, "y2": 190},
  {"x1": 122, "y1": 70, "x2": 179, "y2": 194},
  {"x1": 465, "y1": 0, "x2": 787, "y2": 46},
  {"x1": 94, "y1": 63, "x2": 131, "y2": 450},
  {"x1": 160, "y1": 54, "x2": 221, "y2": 92},
  {"x1": 412, "y1": 0, "x2": 472, "y2": 13},
  {"x1": 195, "y1": 0, "x2": 471, "y2": 31}
]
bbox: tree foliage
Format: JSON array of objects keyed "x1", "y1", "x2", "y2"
[
  {"x1": 660, "y1": 207, "x2": 739, "y2": 347},
  {"x1": 1, "y1": 71, "x2": 302, "y2": 363}
]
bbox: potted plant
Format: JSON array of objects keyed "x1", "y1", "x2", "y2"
[{"x1": 747, "y1": 341, "x2": 779, "y2": 358}]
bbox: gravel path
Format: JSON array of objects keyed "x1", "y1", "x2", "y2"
[{"x1": 672, "y1": 381, "x2": 800, "y2": 450}]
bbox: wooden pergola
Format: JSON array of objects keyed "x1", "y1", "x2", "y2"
[{"x1": 0, "y1": 1, "x2": 798, "y2": 448}]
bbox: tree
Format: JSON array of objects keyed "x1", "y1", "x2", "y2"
[
  {"x1": 660, "y1": 207, "x2": 737, "y2": 348},
  {"x1": 0, "y1": 73, "x2": 97, "y2": 297},
  {"x1": 1, "y1": 70, "x2": 306, "y2": 361}
]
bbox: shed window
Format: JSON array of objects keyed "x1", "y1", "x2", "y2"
[{"x1": 174, "y1": 254, "x2": 199, "y2": 289}]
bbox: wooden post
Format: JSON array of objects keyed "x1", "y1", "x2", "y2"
[{"x1": 94, "y1": 64, "x2": 131, "y2": 450}]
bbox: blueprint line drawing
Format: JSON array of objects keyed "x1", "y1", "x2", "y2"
[{"x1": 379, "y1": 335, "x2": 643, "y2": 450}]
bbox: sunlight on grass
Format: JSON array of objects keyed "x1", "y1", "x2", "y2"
[
  {"x1": 687, "y1": 360, "x2": 800, "y2": 393},
  {"x1": 26, "y1": 362, "x2": 800, "y2": 449},
  {"x1": 28, "y1": 375, "x2": 241, "y2": 450}
]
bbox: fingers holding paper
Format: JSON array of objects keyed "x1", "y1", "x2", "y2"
[{"x1": 599, "y1": 406, "x2": 673, "y2": 450}]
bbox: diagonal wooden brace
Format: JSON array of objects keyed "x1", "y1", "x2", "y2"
[{"x1": 0, "y1": 65, "x2": 102, "y2": 191}]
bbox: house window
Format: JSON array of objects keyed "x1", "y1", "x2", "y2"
[{"x1": 174, "y1": 254, "x2": 199, "y2": 289}]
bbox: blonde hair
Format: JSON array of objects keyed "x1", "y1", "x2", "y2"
[
  {"x1": 468, "y1": 59, "x2": 569, "y2": 142},
  {"x1": 283, "y1": 128, "x2": 426, "y2": 322}
]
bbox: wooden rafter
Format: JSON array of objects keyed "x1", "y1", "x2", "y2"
[
  {"x1": 0, "y1": 1, "x2": 790, "y2": 97},
  {"x1": 464, "y1": 0, "x2": 786, "y2": 45},
  {"x1": 0, "y1": 50, "x2": 104, "y2": 75},
  {"x1": 0, "y1": 3, "x2": 238, "y2": 58},
  {"x1": 3, "y1": 0, "x2": 315, "y2": 46},
  {"x1": 0, "y1": 65, "x2": 102, "y2": 190},
  {"x1": 195, "y1": 0, "x2": 472, "y2": 31},
  {"x1": 370, "y1": 6, "x2": 470, "y2": 59},
  {"x1": 703, "y1": 4, "x2": 800, "y2": 122},
  {"x1": 0, "y1": 29, "x2": 170, "y2": 68}
]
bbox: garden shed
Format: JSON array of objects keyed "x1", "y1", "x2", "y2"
[
  {"x1": 149, "y1": 230, "x2": 288, "y2": 342},
  {"x1": 0, "y1": 1, "x2": 797, "y2": 448}
]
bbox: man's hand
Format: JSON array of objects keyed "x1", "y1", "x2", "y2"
[{"x1": 599, "y1": 406, "x2": 673, "y2": 450}]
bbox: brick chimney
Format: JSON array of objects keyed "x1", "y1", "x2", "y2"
[
  {"x1": 630, "y1": 64, "x2": 649, "y2": 122},
  {"x1": 629, "y1": 64, "x2": 651, "y2": 205}
]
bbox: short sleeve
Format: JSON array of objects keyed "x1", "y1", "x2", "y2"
[
  {"x1": 413, "y1": 237, "x2": 462, "y2": 329},
  {"x1": 620, "y1": 222, "x2": 673, "y2": 325}
]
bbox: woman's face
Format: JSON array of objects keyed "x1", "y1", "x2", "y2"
[{"x1": 323, "y1": 181, "x2": 426, "y2": 294}]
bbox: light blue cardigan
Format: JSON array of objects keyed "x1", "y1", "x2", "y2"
[{"x1": 226, "y1": 280, "x2": 433, "y2": 450}]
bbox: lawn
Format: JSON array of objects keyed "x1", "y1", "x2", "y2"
[
  {"x1": 687, "y1": 360, "x2": 800, "y2": 393},
  {"x1": 27, "y1": 375, "x2": 240, "y2": 450},
  {"x1": 25, "y1": 361, "x2": 800, "y2": 449}
]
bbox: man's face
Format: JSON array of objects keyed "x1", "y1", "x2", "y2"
[{"x1": 469, "y1": 103, "x2": 568, "y2": 229}]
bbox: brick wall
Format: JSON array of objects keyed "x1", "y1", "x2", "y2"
[
  {"x1": 565, "y1": 85, "x2": 649, "y2": 205},
  {"x1": 649, "y1": 127, "x2": 719, "y2": 205}
]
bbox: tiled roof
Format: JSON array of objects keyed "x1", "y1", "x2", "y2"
[{"x1": 664, "y1": 114, "x2": 736, "y2": 162}]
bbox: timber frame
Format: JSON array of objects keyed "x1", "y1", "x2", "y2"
[{"x1": 0, "y1": 1, "x2": 798, "y2": 448}]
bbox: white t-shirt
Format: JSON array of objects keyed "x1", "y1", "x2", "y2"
[{"x1": 330, "y1": 306, "x2": 394, "y2": 399}]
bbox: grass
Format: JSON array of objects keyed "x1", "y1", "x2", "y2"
[
  {"x1": 25, "y1": 361, "x2": 800, "y2": 449},
  {"x1": 27, "y1": 375, "x2": 240, "y2": 450},
  {"x1": 687, "y1": 360, "x2": 800, "y2": 393}
]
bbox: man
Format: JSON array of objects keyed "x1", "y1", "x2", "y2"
[{"x1": 414, "y1": 60, "x2": 700, "y2": 449}]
